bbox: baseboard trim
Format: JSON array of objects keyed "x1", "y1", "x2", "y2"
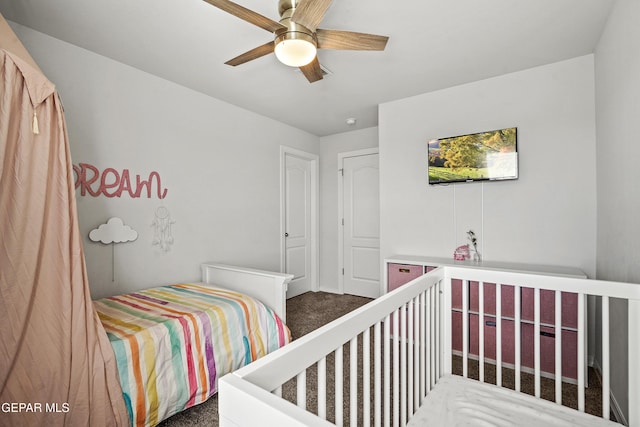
[
  {"x1": 317, "y1": 287, "x2": 342, "y2": 295},
  {"x1": 451, "y1": 350, "x2": 579, "y2": 384}
]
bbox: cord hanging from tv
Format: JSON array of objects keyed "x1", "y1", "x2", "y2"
[{"x1": 428, "y1": 127, "x2": 518, "y2": 185}]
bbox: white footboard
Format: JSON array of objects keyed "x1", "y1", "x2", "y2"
[
  {"x1": 201, "y1": 263, "x2": 293, "y2": 322},
  {"x1": 219, "y1": 266, "x2": 640, "y2": 427}
]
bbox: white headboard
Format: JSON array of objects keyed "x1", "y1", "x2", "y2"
[{"x1": 201, "y1": 263, "x2": 293, "y2": 323}]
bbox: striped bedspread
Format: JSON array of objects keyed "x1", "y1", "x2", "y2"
[{"x1": 94, "y1": 283, "x2": 290, "y2": 427}]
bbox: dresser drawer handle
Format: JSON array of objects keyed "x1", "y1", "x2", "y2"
[{"x1": 399, "y1": 268, "x2": 411, "y2": 273}]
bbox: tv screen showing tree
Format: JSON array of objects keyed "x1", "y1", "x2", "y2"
[{"x1": 428, "y1": 127, "x2": 518, "y2": 185}]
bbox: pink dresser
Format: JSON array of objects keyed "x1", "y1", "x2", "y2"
[{"x1": 385, "y1": 255, "x2": 586, "y2": 382}]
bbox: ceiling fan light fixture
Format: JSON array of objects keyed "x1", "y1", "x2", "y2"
[{"x1": 274, "y1": 31, "x2": 317, "y2": 67}]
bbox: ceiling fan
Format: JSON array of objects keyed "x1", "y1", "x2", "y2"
[{"x1": 202, "y1": 0, "x2": 389, "y2": 83}]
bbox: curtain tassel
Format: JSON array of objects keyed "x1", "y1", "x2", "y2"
[{"x1": 32, "y1": 109, "x2": 40, "y2": 135}]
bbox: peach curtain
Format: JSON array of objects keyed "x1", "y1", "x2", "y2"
[{"x1": 0, "y1": 48, "x2": 128, "y2": 426}]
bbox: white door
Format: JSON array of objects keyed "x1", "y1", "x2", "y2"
[
  {"x1": 342, "y1": 153, "x2": 380, "y2": 298},
  {"x1": 283, "y1": 150, "x2": 316, "y2": 297}
]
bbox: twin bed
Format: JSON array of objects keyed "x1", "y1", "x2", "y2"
[{"x1": 93, "y1": 263, "x2": 292, "y2": 427}]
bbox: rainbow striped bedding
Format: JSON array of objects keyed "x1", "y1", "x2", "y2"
[{"x1": 94, "y1": 283, "x2": 290, "y2": 427}]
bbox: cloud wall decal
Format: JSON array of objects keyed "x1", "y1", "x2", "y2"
[{"x1": 89, "y1": 217, "x2": 138, "y2": 244}]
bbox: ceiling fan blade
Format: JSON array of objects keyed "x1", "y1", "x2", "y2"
[
  {"x1": 316, "y1": 29, "x2": 389, "y2": 51},
  {"x1": 225, "y1": 41, "x2": 275, "y2": 66},
  {"x1": 299, "y1": 57, "x2": 323, "y2": 83},
  {"x1": 202, "y1": 0, "x2": 286, "y2": 33},
  {"x1": 291, "y1": 0, "x2": 334, "y2": 32}
]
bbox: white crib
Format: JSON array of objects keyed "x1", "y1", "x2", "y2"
[{"x1": 219, "y1": 266, "x2": 640, "y2": 426}]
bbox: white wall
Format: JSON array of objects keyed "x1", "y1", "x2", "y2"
[
  {"x1": 11, "y1": 22, "x2": 319, "y2": 299},
  {"x1": 594, "y1": 0, "x2": 640, "y2": 421},
  {"x1": 595, "y1": 1, "x2": 640, "y2": 281},
  {"x1": 379, "y1": 55, "x2": 597, "y2": 278},
  {"x1": 319, "y1": 127, "x2": 378, "y2": 293}
]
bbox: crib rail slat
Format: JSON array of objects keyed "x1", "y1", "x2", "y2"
[
  {"x1": 534, "y1": 287, "x2": 541, "y2": 398},
  {"x1": 602, "y1": 296, "x2": 610, "y2": 420},
  {"x1": 413, "y1": 295, "x2": 420, "y2": 409},
  {"x1": 435, "y1": 280, "x2": 441, "y2": 380},
  {"x1": 318, "y1": 357, "x2": 327, "y2": 420},
  {"x1": 496, "y1": 283, "x2": 502, "y2": 387},
  {"x1": 400, "y1": 303, "x2": 407, "y2": 427},
  {"x1": 408, "y1": 298, "x2": 415, "y2": 419},
  {"x1": 427, "y1": 289, "x2": 438, "y2": 391},
  {"x1": 421, "y1": 291, "x2": 427, "y2": 402},
  {"x1": 479, "y1": 281, "x2": 485, "y2": 383},
  {"x1": 335, "y1": 346, "x2": 343, "y2": 426},
  {"x1": 384, "y1": 313, "x2": 390, "y2": 427},
  {"x1": 374, "y1": 321, "x2": 381, "y2": 427},
  {"x1": 515, "y1": 284, "x2": 522, "y2": 392},
  {"x1": 462, "y1": 279, "x2": 469, "y2": 379},
  {"x1": 350, "y1": 336, "x2": 358, "y2": 427},
  {"x1": 363, "y1": 328, "x2": 371, "y2": 427},
  {"x1": 555, "y1": 290, "x2": 562, "y2": 405},
  {"x1": 441, "y1": 277, "x2": 452, "y2": 379},
  {"x1": 630, "y1": 298, "x2": 640, "y2": 427},
  {"x1": 393, "y1": 308, "x2": 399, "y2": 427},
  {"x1": 578, "y1": 293, "x2": 585, "y2": 413}
]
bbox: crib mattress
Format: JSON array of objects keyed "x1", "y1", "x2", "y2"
[{"x1": 408, "y1": 375, "x2": 618, "y2": 427}]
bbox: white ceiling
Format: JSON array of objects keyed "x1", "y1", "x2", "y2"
[{"x1": 0, "y1": 0, "x2": 615, "y2": 136}]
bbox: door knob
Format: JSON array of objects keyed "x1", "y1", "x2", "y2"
[{"x1": 285, "y1": 232, "x2": 289, "y2": 237}]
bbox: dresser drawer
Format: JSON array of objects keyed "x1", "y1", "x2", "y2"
[
  {"x1": 468, "y1": 314, "x2": 516, "y2": 364},
  {"x1": 387, "y1": 263, "x2": 423, "y2": 292},
  {"x1": 521, "y1": 289, "x2": 578, "y2": 328},
  {"x1": 521, "y1": 323, "x2": 577, "y2": 379},
  {"x1": 469, "y1": 282, "x2": 515, "y2": 317}
]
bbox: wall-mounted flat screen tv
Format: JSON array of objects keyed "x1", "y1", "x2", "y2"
[{"x1": 428, "y1": 127, "x2": 518, "y2": 185}]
